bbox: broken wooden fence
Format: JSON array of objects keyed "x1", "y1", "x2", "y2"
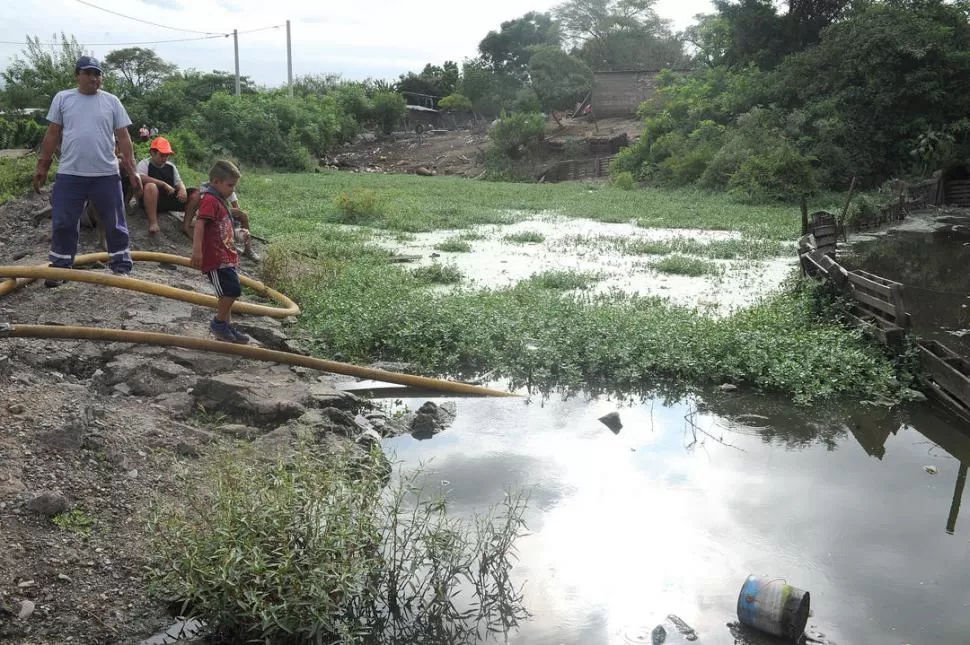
[
  {"x1": 799, "y1": 233, "x2": 970, "y2": 424},
  {"x1": 539, "y1": 156, "x2": 616, "y2": 183}
]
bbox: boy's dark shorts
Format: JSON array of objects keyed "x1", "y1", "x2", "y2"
[
  {"x1": 207, "y1": 267, "x2": 242, "y2": 298},
  {"x1": 139, "y1": 187, "x2": 197, "y2": 213}
]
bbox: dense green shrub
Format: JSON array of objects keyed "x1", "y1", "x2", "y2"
[
  {"x1": 437, "y1": 93, "x2": 472, "y2": 112},
  {"x1": 0, "y1": 157, "x2": 36, "y2": 203},
  {"x1": 371, "y1": 91, "x2": 406, "y2": 135},
  {"x1": 488, "y1": 113, "x2": 546, "y2": 159},
  {"x1": 613, "y1": 171, "x2": 634, "y2": 190},
  {"x1": 149, "y1": 445, "x2": 528, "y2": 645},
  {"x1": 726, "y1": 143, "x2": 817, "y2": 203},
  {"x1": 186, "y1": 91, "x2": 352, "y2": 170},
  {"x1": 0, "y1": 115, "x2": 45, "y2": 149}
]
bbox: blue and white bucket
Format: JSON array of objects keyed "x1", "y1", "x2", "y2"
[{"x1": 737, "y1": 575, "x2": 811, "y2": 642}]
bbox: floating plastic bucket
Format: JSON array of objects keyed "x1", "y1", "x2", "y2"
[{"x1": 736, "y1": 575, "x2": 810, "y2": 642}]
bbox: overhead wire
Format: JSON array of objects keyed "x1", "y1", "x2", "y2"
[
  {"x1": 75, "y1": 0, "x2": 222, "y2": 35},
  {"x1": 0, "y1": 35, "x2": 230, "y2": 46}
]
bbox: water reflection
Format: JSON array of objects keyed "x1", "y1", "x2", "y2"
[
  {"x1": 841, "y1": 219, "x2": 970, "y2": 355},
  {"x1": 383, "y1": 390, "x2": 970, "y2": 645}
]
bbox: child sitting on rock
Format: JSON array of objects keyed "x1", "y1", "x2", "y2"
[
  {"x1": 190, "y1": 160, "x2": 250, "y2": 344},
  {"x1": 136, "y1": 137, "x2": 196, "y2": 234}
]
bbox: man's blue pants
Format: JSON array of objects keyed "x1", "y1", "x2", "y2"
[{"x1": 50, "y1": 173, "x2": 132, "y2": 273}]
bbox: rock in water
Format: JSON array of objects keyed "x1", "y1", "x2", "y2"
[{"x1": 598, "y1": 411, "x2": 623, "y2": 434}]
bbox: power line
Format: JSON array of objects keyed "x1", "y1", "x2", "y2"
[
  {"x1": 75, "y1": 0, "x2": 221, "y2": 35},
  {"x1": 237, "y1": 24, "x2": 286, "y2": 35},
  {"x1": 0, "y1": 34, "x2": 230, "y2": 47}
]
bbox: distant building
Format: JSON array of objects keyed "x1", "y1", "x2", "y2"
[
  {"x1": 405, "y1": 105, "x2": 441, "y2": 133},
  {"x1": 592, "y1": 71, "x2": 665, "y2": 117}
]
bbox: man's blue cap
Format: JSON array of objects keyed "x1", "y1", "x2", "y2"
[{"x1": 75, "y1": 55, "x2": 103, "y2": 73}]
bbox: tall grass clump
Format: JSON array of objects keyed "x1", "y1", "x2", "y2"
[
  {"x1": 651, "y1": 255, "x2": 719, "y2": 276},
  {"x1": 504, "y1": 231, "x2": 545, "y2": 244},
  {"x1": 335, "y1": 188, "x2": 384, "y2": 225},
  {"x1": 522, "y1": 270, "x2": 602, "y2": 290},
  {"x1": 412, "y1": 262, "x2": 463, "y2": 284},
  {"x1": 149, "y1": 445, "x2": 529, "y2": 645},
  {"x1": 434, "y1": 238, "x2": 472, "y2": 252}
]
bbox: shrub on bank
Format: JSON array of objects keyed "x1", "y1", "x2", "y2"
[{"x1": 149, "y1": 445, "x2": 529, "y2": 645}]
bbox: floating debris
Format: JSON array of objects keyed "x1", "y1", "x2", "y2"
[{"x1": 598, "y1": 411, "x2": 623, "y2": 434}]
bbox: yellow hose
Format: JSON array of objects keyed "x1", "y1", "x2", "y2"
[
  {"x1": 1, "y1": 324, "x2": 516, "y2": 398},
  {"x1": 0, "y1": 252, "x2": 298, "y2": 318},
  {"x1": 0, "y1": 252, "x2": 516, "y2": 398}
]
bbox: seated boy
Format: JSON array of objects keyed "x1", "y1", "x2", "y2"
[
  {"x1": 182, "y1": 182, "x2": 259, "y2": 261},
  {"x1": 190, "y1": 160, "x2": 250, "y2": 344},
  {"x1": 136, "y1": 137, "x2": 197, "y2": 234}
]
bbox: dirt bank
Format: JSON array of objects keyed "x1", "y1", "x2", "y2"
[
  {"x1": 0, "y1": 189, "x2": 434, "y2": 644},
  {"x1": 329, "y1": 115, "x2": 641, "y2": 178}
]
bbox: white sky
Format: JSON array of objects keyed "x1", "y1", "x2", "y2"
[{"x1": 4, "y1": 0, "x2": 712, "y2": 88}]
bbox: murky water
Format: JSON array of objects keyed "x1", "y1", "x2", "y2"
[
  {"x1": 383, "y1": 389, "x2": 970, "y2": 645},
  {"x1": 841, "y1": 209, "x2": 970, "y2": 355},
  {"x1": 374, "y1": 216, "x2": 794, "y2": 314}
]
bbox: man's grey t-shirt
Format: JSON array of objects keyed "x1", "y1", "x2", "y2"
[{"x1": 46, "y1": 89, "x2": 132, "y2": 177}]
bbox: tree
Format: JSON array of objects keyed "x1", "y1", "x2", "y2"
[
  {"x1": 555, "y1": 0, "x2": 667, "y2": 44},
  {"x1": 0, "y1": 33, "x2": 83, "y2": 109},
  {"x1": 103, "y1": 47, "x2": 176, "y2": 101},
  {"x1": 478, "y1": 12, "x2": 561, "y2": 77},
  {"x1": 527, "y1": 45, "x2": 592, "y2": 116},
  {"x1": 554, "y1": 0, "x2": 685, "y2": 70},
  {"x1": 776, "y1": 0, "x2": 970, "y2": 184},
  {"x1": 682, "y1": 14, "x2": 733, "y2": 68},
  {"x1": 371, "y1": 91, "x2": 406, "y2": 134},
  {"x1": 458, "y1": 59, "x2": 524, "y2": 117},
  {"x1": 292, "y1": 73, "x2": 345, "y2": 97},
  {"x1": 709, "y1": 0, "x2": 790, "y2": 70},
  {"x1": 396, "y1": 62, "x2": 460, "y2": 104}
]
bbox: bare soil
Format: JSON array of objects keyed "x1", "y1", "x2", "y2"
[
  {"x1": 0, "y1": 189, "x2": 383, "y2": 644},
  {"x1": 330, "y1": 115, "x2": 642, "y2": 178}
]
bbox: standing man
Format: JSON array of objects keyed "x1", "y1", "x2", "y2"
[{"x1": 32, "y1": 55, "x2": 142, "y2": 285}]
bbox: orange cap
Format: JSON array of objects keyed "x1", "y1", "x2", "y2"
[{"x1": 149, "y1": 137, "x2": 174, "y2": 155}]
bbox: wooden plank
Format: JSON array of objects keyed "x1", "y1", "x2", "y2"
[
  {"x1": 800, "y1": 252, "x2": 829, "y2": 279},
  {"x1": 890, "y1": 284, "x2": 910, "y2": 328},
  {"x1": 923, "y1": 380, "x2": 970, "y2": 426},
  {"x1": 848, "y1": 312, "x2": 895, "y2": 345},
  {"x1": 847, "y1": 271, "x2": 893, "y2": 297},
  {"x1": 815, "y1": 234, "x2": 837, "y2": 247},
  {"x1": 813, "y1": 225, "x2": 837, "y2": 236},
  {"x1": 854, "y1": 269, "x2": 902, "y2": 288},
  {"x1": 851, "y1": 287, "x2": 898, "y2": 318},
  {"x1": 919, "y1": 343, "x2": 970, "y2": 407}
]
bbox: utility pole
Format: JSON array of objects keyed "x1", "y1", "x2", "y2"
[
  {"x1": 233, "y1": 29, "x2": 241, "y2": 97},
  {"x1": 286, "y1": 20, "x2": 293, "y2": 97}
]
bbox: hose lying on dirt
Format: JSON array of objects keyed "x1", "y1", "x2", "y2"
[
  {"x1": 0, "y1": 253, "x2": 515, "y2": 398},
  {"x1": 0, "y1": 251, "x2": 298, "y2": 318}
]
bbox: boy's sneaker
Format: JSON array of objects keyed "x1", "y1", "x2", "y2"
[
  {"x1": 210, "y1": 319, "x2": 238, "y2": 343},
  {"x1": 209, "y1": 319, "x2": 250, "y2": 344},
  {"x1": 229, "y1": 325, "x2": 251, "y2": 344}
]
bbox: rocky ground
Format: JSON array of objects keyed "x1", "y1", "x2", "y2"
[{"x1": 0, "y1": 189, "x2": 453, "y2": 644}]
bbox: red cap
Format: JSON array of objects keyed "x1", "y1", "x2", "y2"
[{"x1": 149, "y1": 137, "x2": 174, "y2": 155}]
